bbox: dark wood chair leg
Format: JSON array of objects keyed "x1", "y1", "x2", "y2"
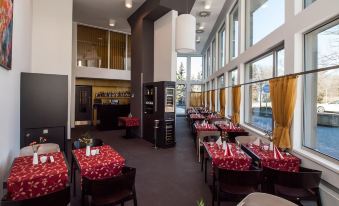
[
  {"x1": 200, "y1": 149, "x2": 204, "y2": 172},
  {"x1": 316, "y1": 189, "x2": 322, "y2": 206},
  {"x1": 73, "y1": 169, "x2": 76, "y2": 196},
  {"x1": 217, "y1": 188, "x2": 221, "y2": 206},
  {"x1": 204, "y1": 157, "x2": 208, "y2": 183},
  {"x1": 121, "y1": 202, "x2": 124, "y2": 206},
  {"x1": 133, "y1": 188, "x2": 138, "y2": 206}
]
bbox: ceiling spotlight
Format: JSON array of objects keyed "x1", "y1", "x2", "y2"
[
  {"x1": 196, "y1": 29, "x2": 204, "y2": 33},
  {"x1": 198, "y1": 23, "x2": 205, "y2": 30},
  {"x1": 196, "y1": 36, "x2": 201, "y2": 43},
  {"x1": 109, "y1": 19, "x2": 116, "y2": 27},
  {"x1": 199, "y1": 11, "x2": 211, "y2": 18},
  {"x1": 125, "y1": 0, "x2": 132, "y2": 8},
  {"x1": 204, "y1": 1, "x2": 211, "y2": 10}
]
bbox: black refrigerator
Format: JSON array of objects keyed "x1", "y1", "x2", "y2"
[
  {"x1": 143, "y1": 81, "x2": 176, "y2": 148},
  {"x1": 20, "y1": 73, "x2": 68, "y2": 151}
]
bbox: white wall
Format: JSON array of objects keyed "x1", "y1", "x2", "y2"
[
  {"x1": 154, "y1": 10, "x2": 178, "y2": 82},
  {"x1": 31, "y1": 0, "x2": 73, "y2": 138},
  {"x1": 0, "y1": 0, "x2": 33, "y2": 195}
]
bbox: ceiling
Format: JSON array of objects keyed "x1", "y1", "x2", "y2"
[
  {"x1": 73, "y1": 0, "x2": 146, "y2": 33},
  {"x1": 73, "y1": 0, "x2": 226, "y2": 54},
  {"x1": 190, "y1": 0, "x2": 226, "y2": 54}
]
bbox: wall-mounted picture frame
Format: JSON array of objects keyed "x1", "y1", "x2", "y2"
[{"x1": 0, "y1": 0, "x2": 14, "y2": 70}]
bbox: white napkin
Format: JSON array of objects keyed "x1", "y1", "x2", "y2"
[
  {"x1": 269, "y1": 142, "x2": 274, "y2": 151},
  {"x1": 216, "y1": 137, "x2": 222, "y2": 147},
  {"x1": 253, "y1": 138, "x2": 260, "y2": 146},
  {"x1": 224, "y1": 143, "x2": 234, "y2": 156},
  {"x1": 273, "y1": 145, "x2": 284, "y2": 160},
  {"x1": 222, "y1": 141, "x2": 227, "y2": 150}
]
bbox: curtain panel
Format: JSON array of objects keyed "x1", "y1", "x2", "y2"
[
  {"x1": 220, "y1": 88, "x2": 226, "y2": 117},
  {"x1": 211, "y1": 90, "x2": 216, "y2": 112},
  {"x1": 231, "y1": 86, "x2": 241, "y2": 124},
  {"x1": 190, "y1": 92, "x2": 203, "y2": 107},
  {"x1": 207, "y1": 91, "x2": 211, "y2": 110},
  {"x1": 269, "y1": 76, "x2": 298, "y2": 149}
]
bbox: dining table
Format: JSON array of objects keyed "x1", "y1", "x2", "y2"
[
  {"x1": 203, "y1": 142, "x2": 252, "y2": 183},
  {"x1": 194, "y1": 123, "x2": 220, "y2": 161},
  {"x1": 118, "y1": 116, "x2": 140, "y2": 138},
  {"x1": 215, "y1": 123, "x2": 248, "y2": 143},
  {"x1": 241, "y1": 144, "x2": 301, "y2": 172},
  {"x1": 7, "y1": 152, "x2": 69, "y2": 201},
  {"x1": 206, "y1": 114, "x2": 223, "y2": 123}
]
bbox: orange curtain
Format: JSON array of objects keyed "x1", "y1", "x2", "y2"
[
  {"x1": 231, "y1": 86, "x2": 241, "y2": 124},
  {"x1": 211, "y1": 90, "x2": 216, "y2": 112},
  {"x1": 220, "y1": 88, "x2": 225, "y2": 117},
  {"x1": 190, "y1": 92, "x2": 203, "y2": 107},
  {"x1": 270, "y1": 76, "x2": 298, "y2": 149},
  {"x1": 203, "y1": 91, "x2": 206, "y2": 107},
  {"x1": 207, "y1": 91, "x2": 210, "y2": 110}
]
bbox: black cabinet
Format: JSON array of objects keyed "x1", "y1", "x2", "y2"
[
  {"x1": 20, "y1": 73, "x2": 68, "y2": 151},
  {"x1": 143, "y1": 81, "x2": 176, "y2": 148}
]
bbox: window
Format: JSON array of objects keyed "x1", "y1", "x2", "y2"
[
  {"x1": 207, "y1": 48, "x2": 212, "y2": 76},
  {"x1": 246, "y1": 0, "x2": 285, "y2": 47},
  {"x1": 230, "y1": 2, "x2": 239, "y2": 59},
  {"x1": 218, "y1": 24, "x2": 226, "y2": 68},
  {"x1": 228, "y1": 69, "x2": 238, "y2": 116},
  {"x1": 176, "y1": 57, "x2": 187, "y2": 80},
  {"x1": 244, "y1": 47, "x2": 285, "y2": 132},
  {"x1": 176, "y1": 84, "x2": 186, "y2": 115},
  {"x1": 304, "y1": 19, "x2": 339, "y2": 160},
  {"x1": 304, "y1": 0, "x2": 316, "y2": 8},
  {"x1": 191, "y1": 57, "x2": 203, "y2": 81},
  {"x1": 212, "y1": 39, "x2": 216, "y2": 72},
  {"x1": 191, "y1": 85, "x2": 202, "y2": 92},
  {"x1": 217, "y1": 75, "x2": 225, "y2": 112}
]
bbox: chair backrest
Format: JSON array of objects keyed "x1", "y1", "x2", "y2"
[
  {"x1": 217, "y1": 166, "x2": 262, "y2": 187},
  {"x1": 202, "y1": 135, "x2": 219, "y2": 142},
  {"x1": 238, "y1": 192, "x2": 298, "y2": 206},
  {"x1": 235, "y1": 136, "x2": 258, "y2": 145},
  {"x1": 19, "y1": 143, "x2": 60, "y2": 157},
  {"x1": 263, "y1": 166, "x2": 322, "y2": 189},
  {"x1": 83, "y1": 167, "x2": 136, "y2": 197},
  {"x1": 1, "y1": 186, "x2": 70, "y2": 206}
]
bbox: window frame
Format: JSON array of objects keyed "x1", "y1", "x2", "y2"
[
  {"x1": 218, "y1": 23, "x2": 226, "y2": 69},
  {"x1": 229, "y1": 2, "x2": 239, "y2": 60}
]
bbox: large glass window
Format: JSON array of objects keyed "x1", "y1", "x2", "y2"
[
  {"x1": 304, "y1": 19, "x2": 339, "y2": 160},
  {"x1": 176, "y1": 57, "x2": 187, "y2": 81},
  {"x1": 212, "y1": 39, "x2": 216, "y2": 72},
  {"x1": 245, "y1": 47, "x2": 285, "y2": 132},
  {"x1": 228, "y1": 69, "x2": 238, "y2": 116},
  {"x1": 191, "y1": 85, "x2": 202, "y2": 92},
  {"x1": 218, "y1": 24, "x2": 226, "y2": 68},
  {"x1": 191, "y1": 57, "x2": 203, "y2": 81},
  {"x1": 176, "y1": 84, "x2": 186, "y2": 116},
  {"x1": 207, "y1": 48, "x2": 212, "y2": 76},
  {"x1": 246, "y1": 0, "x2": 285, "y2": 47},
  {"x1": 230, "y1": 3, "x2": 239, "y2": 59},
  {"x1": 304, "y1": 0, "x2": 316, "y2": 8}
]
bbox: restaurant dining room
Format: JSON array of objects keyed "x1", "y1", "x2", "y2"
[{"x1": 0, "y1": 0, "x2": 339, "y2": 206}]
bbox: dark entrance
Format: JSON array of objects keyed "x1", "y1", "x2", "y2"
[{"x1": 75, "y1": 86, "x2": 92, "y2": 123}]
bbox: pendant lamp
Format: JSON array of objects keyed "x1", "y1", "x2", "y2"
[{"x1": 175, "y1": 1, "x2": 196, "y2": 53}]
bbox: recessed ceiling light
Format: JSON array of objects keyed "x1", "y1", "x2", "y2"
[
  {"x1": 196, "y1": 29, "x2": 204, "y2": 33},
  {"x1": 199, "y1": 11, "x2": 211, "y2": 18},
  {"x1": 109, "y1": 19, "x2": 116, "y2": 27},
  {"x1": 196, "y1": 36, "x2": 201, "y2": 43},
  {"x1": 125, "y1": 0, "x2": 132, "y2": 8},
  {"x1": 204, "y1": 1, "x2": 211, "y2": 10}
]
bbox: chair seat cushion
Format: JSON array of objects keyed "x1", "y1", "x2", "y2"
[
  {"x1": 92, "y1": 190, "x2": 133, "y2": 206},
  {"x1": 220, "y1": 184, "x2": 257, "y2": 195},
  {"x1": 275, "y1": 185, "x2": 315, "y2": 198}
]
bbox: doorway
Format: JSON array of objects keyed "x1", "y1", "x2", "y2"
[{"x1": 75, "y1": 86, "x2": 92, "y2": 125}]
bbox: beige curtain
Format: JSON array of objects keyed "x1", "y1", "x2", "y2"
[
  {"x1": 270, "y1": 76, "x2": 298, "y2": 149},
  {"x1": 232, "y1": 86, "x2": 241, "y2": 124},
  {"x1": 211, "y1": 90, "x2": 216, "y2": 112},
  {"x1": 190, "y1": 92, "x2": 203, "y2": 107},
  {"x1": 207, "y1": 91, "x2": 210, "y2": 110},
  {"x1": 220, "y1": 88, "x2": 225, "y2": 117}
]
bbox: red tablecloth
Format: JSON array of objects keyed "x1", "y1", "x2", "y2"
[
  {"x1": 7, "y1": 152, "x2": 68, "y2": 200},
  {"x1": 194, "y1": 123, "x2": 218, "y2": 131},
  {"x1": 216, "y1": 124, "x2": 245, "y2": 132},
  {"x1": 190, "y1": 114, "x2": 205, "y2": 120},
  {"x1": 247, "y1": 145, "x2": 301, "y2": 172},
  {"x1": 118, "y1": 117, "x2": 140, "y2": 127},
  {"x1": 204, "y1": 142, "x2": 252, "y2": 170},
  {"x1": 73, "y1": 145, "x2": 125, "y2": 180},
  {"x1": 206, "y1": 114, "x2": 222, "y2": 120}
]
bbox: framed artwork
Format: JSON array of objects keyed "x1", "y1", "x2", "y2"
[{"x1": 0, "y1": 0, "x2": 13, "y2": 70}]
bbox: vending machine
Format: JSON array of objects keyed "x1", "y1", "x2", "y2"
[{"x1": 143, "y1": 81, "x2": 176, "y2": 148}]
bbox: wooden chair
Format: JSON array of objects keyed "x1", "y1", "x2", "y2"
[
  {"x1": 227, "y1": 131, "x2": 249, "y2": 143},
  {"x1": 82, "y1": 167, "x2": 137, "y2": 206},
  {"x1": 200, "y1": 135, "x2": 219, "y2": 172},
  {"x1": 1, "y1": 185, "x2": 70, "y2": 206},
  {"x1": 263, "y1": 166, "x2": 322, "y2": 206},
  {"x1": 213, "y1": 166, "x2": 262, "y2": 206},
  {"x1": 19, "y1": 143, "x2": 60, "y2": 157}
]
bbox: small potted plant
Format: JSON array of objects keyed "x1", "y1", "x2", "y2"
[
  {"x1": 197, "y1": 199, "x2": 205, "y2": 206},
  {"x1": 30, "y1": 137, "x2": 47, "y2": 165}
]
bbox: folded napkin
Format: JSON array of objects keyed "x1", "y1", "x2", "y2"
[
  {"x1": 223, "y1": 142, "x2": 234, "y2": 156},
  {"x1": 216, "y1": 137, "x2": 222, "y2": 147},
  {"x1": 273, "y1": 145, "x2": 284, "y2": 160},
  {"x1": 253, "y1": 138, "x2": 261, "y2": 146}
]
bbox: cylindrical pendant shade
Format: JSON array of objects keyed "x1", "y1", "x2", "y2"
[{"x1": 175, "y1": 14, "x2": 196, "y2": 53}]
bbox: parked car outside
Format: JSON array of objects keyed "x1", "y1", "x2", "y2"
[{"x1": 317, "y1": 100, "x2": 339, "y2": 113}]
